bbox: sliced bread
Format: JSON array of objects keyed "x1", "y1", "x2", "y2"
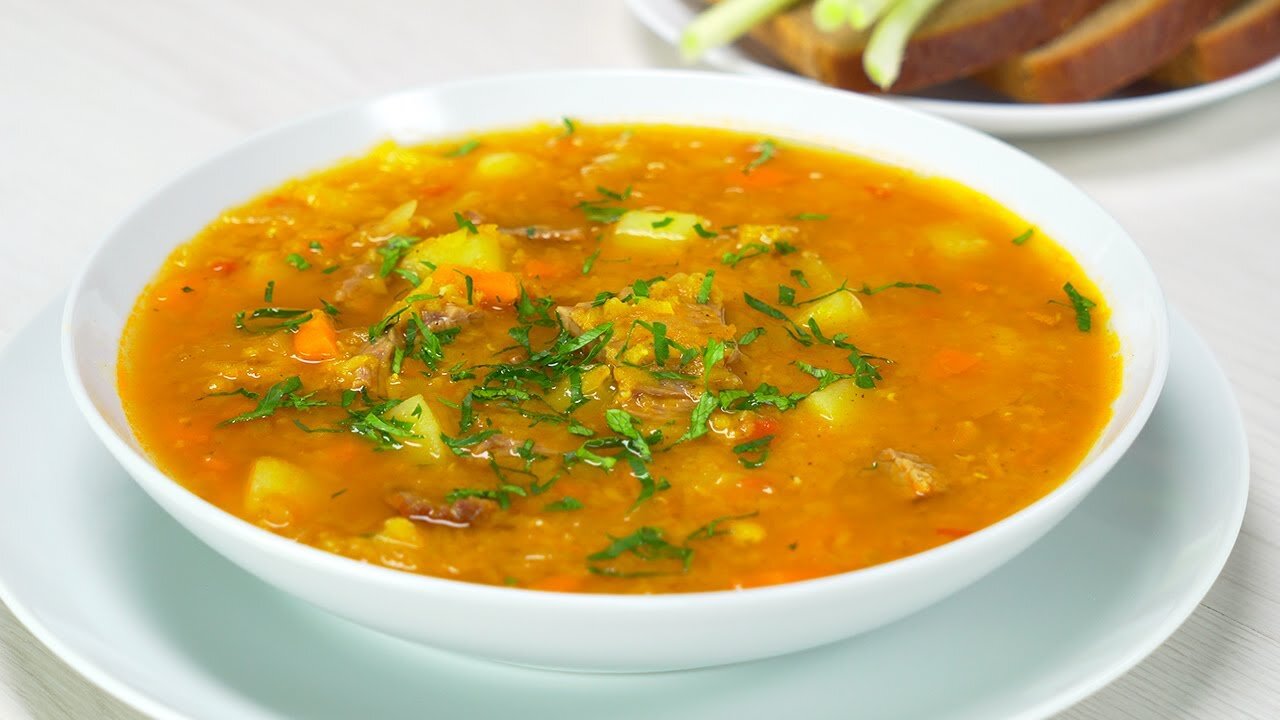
[
  {"x1": 1151, "y1": 0, "x2": 1280, "y2": 85},
  {"x1": 741, "y1": 0, "x2": 1111, "y2": 93},
  {"x1": 980, "y1": 0, "x2": 1236, "y2": 102}
]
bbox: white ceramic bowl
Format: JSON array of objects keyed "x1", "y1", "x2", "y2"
[{"x1": 62, "y1": 70, "x2": 1169, "y2": 673}]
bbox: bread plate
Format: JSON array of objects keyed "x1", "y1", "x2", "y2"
[{"x1": 627, "y1": 0, "x2": 1280, "y2": 137}]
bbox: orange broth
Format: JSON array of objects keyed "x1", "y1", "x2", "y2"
[{"x1": 118, "y1": 123, "x2": 1121, "y2": 593}]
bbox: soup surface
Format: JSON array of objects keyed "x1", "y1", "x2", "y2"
[{"x1": 119, "y1": 123, "x2": 1120, "y2": 593}]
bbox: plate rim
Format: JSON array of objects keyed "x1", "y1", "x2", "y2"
[
  {"x1": 0, "y1": 299, "x2": 1250, "y2": 720},
  {"x1": 625, "y1": 0, "x2": 1280, "y2": 136}
]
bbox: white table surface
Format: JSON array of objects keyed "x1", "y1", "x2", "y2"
[{"x1": 1, "y1": 1, "x2": 1277, "y2": 717}]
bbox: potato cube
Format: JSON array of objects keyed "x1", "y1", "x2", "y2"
[
  {"x1": 802, "y1": 380, "x2": 864, "y2": 424},
  {"x1": 795, "y1": 291, "x2": 866, "y2": 333},
  {"x1": 610, "y1": 210, "x2": 710, "y2": 253},
  {"x1": 245, "y1": 457, "x2": 314, "y2": 525},
  {"x1": 401, "y1": 225, "x2": 505, "y2": 273},
  {"x1": 928, "y1": 223, "x2": 990, "y2": 257},
  {"x1": 386, "y1": 394, "x2": 447, "y2": 462}
]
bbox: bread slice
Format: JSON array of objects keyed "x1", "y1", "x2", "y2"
[
  {"x1": 980, "y1": 0, "x2": 1236, "y2": 101},
  {"x1": 1150, "y1": 0, "x2": 1280, "y2": 85},
  {"x1": 740, "y1": 0, "x2": 1111, "y2": 93}
]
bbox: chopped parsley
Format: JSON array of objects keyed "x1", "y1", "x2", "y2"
[
  {"x1": 377, "y1": 235, "x2": 421, "y2": 277},
  {"x1": 1054, "y1": 282, "x2": 1096, "y2": 332},
  {"x1": 219, "y1": 376, "x2": 325, "y2": 425},
  {"x1": 587, "y1": 526, "x2": 693, "y2": 577},
  {"x1": 721, "y1": 241, "x2": 795, "y2": 268},
  {"x1": 263, "y1": 280, "x2": 275, "y2": 302},
  {"x1": 744, "y1": 139, "x2": 776, "y2": 173},
  {"x1": 544, "y1": 496, "x2": 583, "y2": 511},
  {"x1": 285, "y1": 253, "x2": 310, "y2": 271},
  {"x1": 444, "y1": 139, "x2": 480, "y2": 157},
  {"x1": 582, "y1": 247, "x2": 601, "y2": 275},
  {"x1": 234, "y1": 307, "x2": 313, "y2": 334},
  {"x1": 687, "y1": 511, "x2": 759, "y2": 541},
  {"x1": 697, "y1": 271, "x2": 715, "y2": 304},
  {"x1": 791, "y1": 212, "x2": 828, "y2": 221},
  {"x1": 733, "y1": 434, "x2": 774, "y2": 469},
  {"x1": 650, "y1": 216, "x2": 674, "y2": 228},
  {"x1": 454, "y1": 212, "x2": 478, "y2": 234},
  {"x1": 858, "y1": 281, "x2": 941, "y2": 295},
  {"x1": 560, "y1": 116, "x2": 576, "y2": 137},
  {"x1": 1012, "y1": 228, "x2": 1034, "y2": 245},
  {"x1": 692, "y1": 223, "x2": 717, "y2": 239}
]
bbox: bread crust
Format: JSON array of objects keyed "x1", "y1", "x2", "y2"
[
  {"x1": 745, "y1": 0, "x2": 1111, "y2": 93},
  {"x1": 979, "y1": 0, "x2": 1237, "y2": 101},
  {"x1": 1151, "y1": 0, "x2": 1280, "y2": 85}
]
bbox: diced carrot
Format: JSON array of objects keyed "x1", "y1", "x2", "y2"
[
  {"x1": 865, "y1": 183, "x2": 894, "y2": 199},
  {"x1": 936, "y1": 527, "x2": 973, "y2": 539},
  {"x1": 733, "y1": 165, "x2": 791, "y2": 189},
  {"x1": 731, "y1": 474, "x2": 773, "y2": 499},
  {"x1": 522, "y1": 258, "x2": 571, "y2": 281},
  {"x1": 461, "y1": 267, "x2": 520, "y2": 306},
  {"x1": 419, "y1": 182, "x2": 453, "y2": 198},
  {"x1": 748, "y1": 416, "x2": 779, "y2": 440},
  {"x1": 932, "y1": 348, "x2": 981, "y2": 377},
  {"x1": 293, "y1": 313, "x2": 340, "y2": 362},
  {"x1": 529, "y1": 574, "x2": 585, "y2": 593}
]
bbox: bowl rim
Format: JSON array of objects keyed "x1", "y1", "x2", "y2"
[{"x1": 60, "y1": 68, "x2": 1171, "y2": 609}]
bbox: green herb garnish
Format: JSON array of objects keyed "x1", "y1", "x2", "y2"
[
  {"x1": 444, "y1": 139, "x2": 480, "y2": 157},
  {"x1": 858, "y1": 281, "x2": 941, "y2": 295},
  {"x1": 687, "y1": 511, "x2": 759, "y2": 541},
  {"x1": 544, "y1": 496, "x2": 583, "y2": 512},
  {"x1": 1054, "y1": 282, "x2": 1096, "y2": 332},
  {"x1": 587, "y1": 527, "x2": 693, "y2": 577},
  {"x1": 377, "y1": 235, "x2": 421, "y2": 277},
  {"x1": 285, "y1": 253, "x2": 310, "y2": 271},
  {"x1": 697, "y1": 271, "x2": 715, "y2": 304},
  {"x1": 744, "y1": 139, "x2": 776, "y2": 173},
  {"x1": 454, "y1": 212, "x2": 478, "y2": 234}
]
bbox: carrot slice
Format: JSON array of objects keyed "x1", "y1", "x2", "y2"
[
  {"x1": 522, "y1": 258, "x2": 571, "y2": 281},
  {"x1": 932, "y1": 348, "x2": 980, "y2": 376},
  {"x1": 529, "y1": 574, "x2": 585, "y2": 592},
  {"x1": 732, "y1": 165, "x2": 791, "y2": 189},
  {"x1": 440, "y1": 266, "x2": 519, "y2": 304},
  {"x1": 293, "y1": 313, "x2": 340, "y2": 362}
]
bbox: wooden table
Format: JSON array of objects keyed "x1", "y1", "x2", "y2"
[{"x1": 1, "y1": 1, "x2": 1277, "y2": 717}]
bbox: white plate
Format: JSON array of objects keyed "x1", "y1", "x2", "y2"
[
  {"x1": 0, "y1": 299, "x2": 1247, "y2": 719},
  {"x1": 626, "y1": 0, "x2": 1280, "y2": 137}
]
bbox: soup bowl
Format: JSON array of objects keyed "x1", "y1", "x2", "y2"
[{"x1": 63, "y1": 70, "x2": 1168, "y2": 672}]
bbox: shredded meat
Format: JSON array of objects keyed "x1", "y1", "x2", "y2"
[
  {"x1": 555, "y1": 273, "x2": 741, "y2": 419},
  {"x1": 468, "y1": 433, "x2": 552, "y2": 458},
  {"x1": 420, "y1": 304, "x2": 478, "y2": 332},
  {"x1": 879, "y1": 449, "x2": 945, "y2": 499},
  {"x1": 333, "y1": 262, "x2": 385, "y2": 303},
  {"x1": 500, "y1": 225, "x2": 587, "y2": 243},
  {"x1": 387, "y1": 492, "x2": 493, "y2": 528}
]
